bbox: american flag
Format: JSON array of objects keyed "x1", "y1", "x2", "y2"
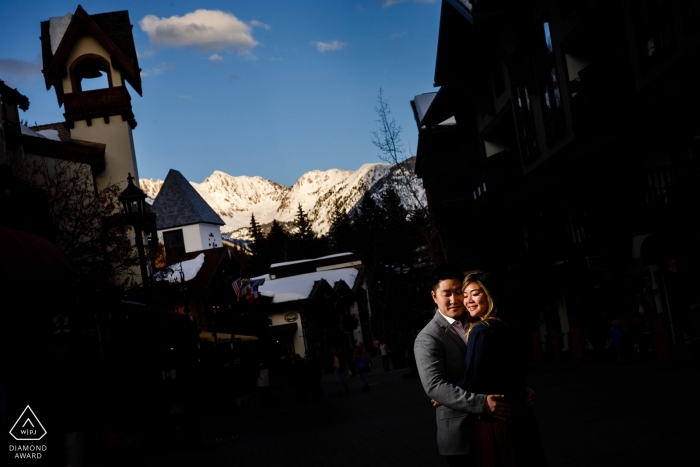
[
  {"x1": 232, "y1": 277, "x2": 249, "y2": 299},
  {"x1": 232, "y1": 277, "x2": 265, "y2": 301}
]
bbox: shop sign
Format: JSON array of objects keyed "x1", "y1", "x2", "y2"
[{"x1": 284, "y1": 313, "x2": 298, "y2": 323}]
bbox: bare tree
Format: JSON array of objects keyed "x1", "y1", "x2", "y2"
[
  {"x1": 12, "y1": 154, "x2": 141, "y2": 288},
  {"x1": 371, "y1": 87, "x2": 426, "y2": 213},
  {"x1": 371, "y1": 87, "x2": 447, "y2": 263}
]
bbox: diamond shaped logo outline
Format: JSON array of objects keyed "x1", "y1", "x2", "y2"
[{"x1": 9, "y1": 405, "x2": 47, "y2": 441}]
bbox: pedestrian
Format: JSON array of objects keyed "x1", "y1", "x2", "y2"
[
  {"x1": 256, "y1": 361, "x2": 277, "y2": 411},
  {"x1": 304, "y1": 350, "x2": 324, "y2": 401},
  {"x1": 380, "y1": 341, "x2": 391, "y2": 371},
  {"x1": 414, "y1": 265, "x2": 512, "y2": 467},
  {"x1": 331, "y1": 348, "x2": 349, "y2": 396},
  {"x1": 342, "y1": 345, "x2": 356, "y2": 377},
  {"x1": 353, "y1": 344, "x2": 372, "y2": 392}
]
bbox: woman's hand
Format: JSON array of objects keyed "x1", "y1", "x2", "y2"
[{"x1": 431, "y1": 399, "x2": 441, "y2": 408}]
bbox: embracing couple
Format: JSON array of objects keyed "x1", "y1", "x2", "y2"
[{"x1": 415, "y1": 265, "x2": 547, "y2": 467}]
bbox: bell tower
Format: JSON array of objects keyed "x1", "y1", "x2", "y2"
[{"x1": 40, "y1": 5, "x2": 143, "y2": 191}]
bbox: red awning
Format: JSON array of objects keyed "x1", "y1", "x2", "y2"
[{"x1": 0, "y1": 226, "x2": 75, "y2": 283}]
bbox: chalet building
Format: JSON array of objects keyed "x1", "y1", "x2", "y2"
[
  {"x1": 253, "y1": 253, "x2": 371, "y2": 358},
  {"x1": 413, "y1": 0, "x2": 700, "y2": 360},
  {"x1": 2, "y1": 5, "x2": 149, "y2": 283},
  {"x1": 150, "y1": 168, "x2": 225, "y2": 260}
]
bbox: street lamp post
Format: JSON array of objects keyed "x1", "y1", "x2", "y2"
[{"x1": 119, "y1": 173, "x2": 150, "y2": 293}]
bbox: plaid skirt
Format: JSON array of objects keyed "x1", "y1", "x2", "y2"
[{"x1": 474, "y1": 407, "x2": 547, "y2": 467}]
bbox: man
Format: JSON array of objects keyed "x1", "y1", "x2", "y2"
[{"x1": 414, "y1": 265, "x2": 512, "y2": 467}]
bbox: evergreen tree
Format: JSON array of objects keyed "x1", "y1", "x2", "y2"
[
  {"x1": 328, "y1": 201, "x2": 354, "y2": 254},
  {"x1": 291, "y1": 204, "x2": 316, "y2": 259},
  {"x1": 293, "y1": 204, "x2": 314, "y2": 242},
  {"x1": 266, "y1": 219, "x2": 289, "y2": 264},
  {"x1": 248, "y1": 213, "x2": 268, "y2": 275}
]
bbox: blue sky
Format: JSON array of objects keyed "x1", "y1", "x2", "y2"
[{"x1": 0, "y1": 0, "x2": 441, "y2": 186}]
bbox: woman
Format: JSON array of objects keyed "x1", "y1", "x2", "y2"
[{"x1": 459, "y1": 271, "x2": 546, "y2": 467}]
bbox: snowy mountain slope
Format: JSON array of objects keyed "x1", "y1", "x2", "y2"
[{"x1": 140, "y1": 159, "x2": 425, "y2": 238}]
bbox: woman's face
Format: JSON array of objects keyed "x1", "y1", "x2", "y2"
[{"x1": 463, "y1": 282, "x2": 489, "y2": 318}]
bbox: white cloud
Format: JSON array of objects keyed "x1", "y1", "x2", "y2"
[
  {"x1": 381, "y1": 0, "x2": 406, "y2": 6},
  {"x1": 177, "y1": 94, "x2": 193, "y2": 100},
  {"x1": 139, "y1": 9, "x2": 258, "y2": 53},
  {"x1": 136, "y1": 47, "x2": 156, "y2": 58},
  {"x1": 140, "y1": 62, "x2": 179, "y2": 77},
  {"x1": 380, "y1": 0, "x2": 436, "y2": 6},
  {"x1": 209, "y1": 54, "x2": 224, "y2": 64},
  {"x1": 0, "y1": 58, "x2": 41, "y2": 85},
  {"x1": 391, "y1": 32, "x2": 407, "y2": 39},
  {"x1": 312, "y1": 40, "x2": 347, "y2": 53},
  {"x1": 250, "y1": 20, "x2": 271, "y2": 30}
]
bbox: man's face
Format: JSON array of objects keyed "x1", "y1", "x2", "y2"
[{"x1": 431, "y1": 278, "x2": 465, "y2": 319}]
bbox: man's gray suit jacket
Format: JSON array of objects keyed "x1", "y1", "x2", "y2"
[{"x1": 414, "y1": 310, "x2": 486, "y2": 456}]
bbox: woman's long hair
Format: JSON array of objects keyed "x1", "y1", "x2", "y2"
[{"x1": 463, "y1": 271, "x2": 501, "y2": 340}]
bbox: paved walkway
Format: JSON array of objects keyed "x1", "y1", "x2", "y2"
[{"x1": 142, "y1": 353, "x2": 700, "y2": 467}]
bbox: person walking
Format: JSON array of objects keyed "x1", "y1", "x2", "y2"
[
  {"x1": 353, "y1": 344, "x2": 372, "y2": 392},
  {"x1": 379, "y1": 341, "x2": 391, "y2": 372},
  {"x1": 256, "y1": 360, "x2": 277, "y2": 412},
  {"x1": 331, "y1": 348, "x2": 349, "y2": 396}
]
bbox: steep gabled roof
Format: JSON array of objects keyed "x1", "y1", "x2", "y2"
[
  {"x1": 40, "y1": 5, "x2": 142, "y2": 101},
  {"x1": 151, "y1": 169, "x2": 225, "y2": 230}
]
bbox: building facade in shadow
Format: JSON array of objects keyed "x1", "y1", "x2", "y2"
[{"x1": 412, "y1": 0, "x2": 700, "y2": 361}]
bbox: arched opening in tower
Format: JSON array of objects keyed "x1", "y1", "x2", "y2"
[{"x1": 73, "y1": 57, "x2": 111, "y2": 92}]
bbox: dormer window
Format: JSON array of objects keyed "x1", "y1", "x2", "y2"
[{"x1": 71, "y1": 55, "x2": 112, "y2": 92}]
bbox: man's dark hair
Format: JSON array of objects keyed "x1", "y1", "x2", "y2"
[{"x1": 430, "y1": 264, "x2": 464, "y2": 291}]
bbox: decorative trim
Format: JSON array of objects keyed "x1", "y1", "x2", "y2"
[{"x1": 63, "y1": 86, "x2": 135, "y2": 129}]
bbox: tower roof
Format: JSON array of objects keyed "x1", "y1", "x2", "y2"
[
  {"x1": 40, "y1": 5, "x2": 142, "y2": 101},
  {"x1": 151, "y1": 169, "x2": 225, "y2": 230}
]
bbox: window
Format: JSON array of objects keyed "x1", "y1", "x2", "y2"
[
  {"x1": 491, "y1": 58, "x2": 505, "y2": 97},
  {"x1": 565, "y1": 211, "x2": 587, "y2": 244},
  {"x1": 633, "y1": 0, "x2": 676, "y2": 67},
  {"x1": 511, "y1": 45, "x2": 539, "y2": 164},
  {"x1": 639, "y1": 167, "x2": 675, "y2": 207},
  {"x1": 163, "y1": 229, "x2": 186, "y2": 258},
  {"x1": 535, "y1": 20, "x2": 566, "y2": 145}
]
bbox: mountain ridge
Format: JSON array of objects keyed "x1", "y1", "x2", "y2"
[{"x1": 140, "y1": 159, "x2": 425, "y2": 239}]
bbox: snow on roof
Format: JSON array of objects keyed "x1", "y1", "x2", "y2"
[
  {"x1": 21, "y1": 124, "x2": 47, "y2": 139},
  {"x1": 19, "y1": 125, "x2": 61, "y2": 142},
  {"x1": 154, "y1": 253, "x2": 205, "y2": 283},
  {"x1": 36, "y1": 129, "x2": 61, "y2": 141},
  {"x1": 270, "y1": 252, "x2": 355, "y2": 269},
  {"x1": 49, "y1": 13, "x2": 73, "y2": 55},
  {"x1": 252, "y1": 267, "x2": 359, "y2": 304}
]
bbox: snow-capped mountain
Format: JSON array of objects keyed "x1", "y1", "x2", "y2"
[{"x1": 140, "y1": 159, "x2": 425, "y2": 239}]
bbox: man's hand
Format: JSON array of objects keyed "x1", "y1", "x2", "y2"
[
  {"x1": 483, "y1": 394, "x2": 511, "y2": 421},
  {"x1": 526, "y1": 387, "x2": 536, "y2": 407},
  {"x1": 431, "y1": 399, "x2": 441, "y2": 408}
]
